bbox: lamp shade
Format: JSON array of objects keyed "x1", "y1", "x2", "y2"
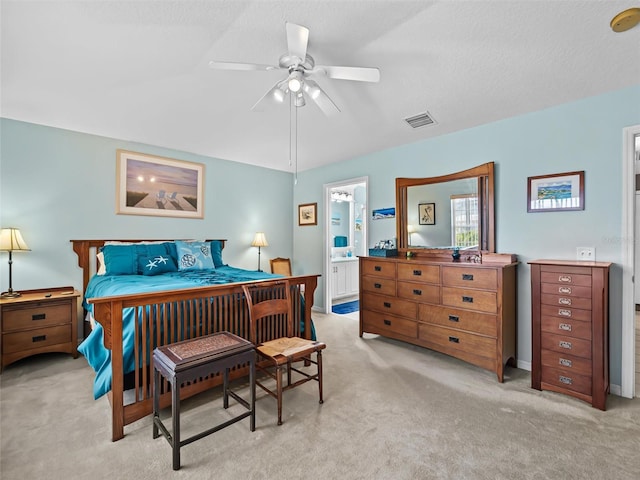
[
  {"x1": 0, "y1": 228, "x2": 30, "y2": 252},
  {"x1": 251, "y1": 232, "x2": 268, "y2": 248}
]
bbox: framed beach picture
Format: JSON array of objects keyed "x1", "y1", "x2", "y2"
[
  {"x1": 527, "y1": 171, "x2": 584, "y2": 213},
  {"x1": 116, "y1": 150, "x2": 205, "y2": 219},
  {"x1": 298, "y1": 203, "x2": 317, "y2": 226}
]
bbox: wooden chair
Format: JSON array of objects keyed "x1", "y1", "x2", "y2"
[
  {"x1": 242, "y1": 280, "x2": 325, "y2": 425},
  {"x1": 270, "y1": 257, "x2": 292, "y2": 276}
]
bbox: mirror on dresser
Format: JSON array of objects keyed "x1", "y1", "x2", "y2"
[{"x1": 396, "y1": 162, "x2": 495, "y2": 255}]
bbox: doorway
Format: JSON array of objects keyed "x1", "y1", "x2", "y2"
[
  {"x1": 621, "y1": 124, "x2": 640, "y2": 398},
  {"x1": 323, "y1": 177, "x2": 368, "y2": 314}
]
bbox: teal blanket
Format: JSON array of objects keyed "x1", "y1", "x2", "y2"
[{"x1": 78, "y1": 266, "x2": 313, "y2": 399}]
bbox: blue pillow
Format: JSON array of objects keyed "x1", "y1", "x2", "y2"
[
  {"x1": 175, "y1": 241, "x2": 215, "y2": 271},
  {"x1": 210, "y1": 240, "x2": 225, "y2": 267},
  {"x1": 102, "y1": 245, "x2": 138, "y2": 275},
  {"x1": 137, "y1": 254, "x2": 177, "y2": 276}
]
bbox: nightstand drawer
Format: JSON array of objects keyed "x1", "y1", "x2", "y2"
[
  {"x1": 2, "y1": 324, "x2": 72, "y2": 354},
  {"x1": 2, "y1": 302, "x2": 71, "y2": 332}
]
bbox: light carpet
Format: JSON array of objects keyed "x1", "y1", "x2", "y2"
[{"x1": 1, "y1": 311, "x2": 640, "y2": 479}]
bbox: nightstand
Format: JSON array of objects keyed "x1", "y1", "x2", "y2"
[{"x1": 0, "y1": 286, "x2": 81, "y2": 372}]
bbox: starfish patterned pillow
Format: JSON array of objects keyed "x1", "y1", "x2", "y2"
[{"x1": 137, "y1": 254, "x2": 178, "y2": 276}]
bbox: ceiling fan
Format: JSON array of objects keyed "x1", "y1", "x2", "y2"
[{"x1": 209, "y1": 22, "x2": 380, "y2": 115}]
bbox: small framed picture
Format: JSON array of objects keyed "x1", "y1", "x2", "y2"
[
  {"x1": 527, "y1": 171, "x2": 585, "y2": 212},
  {"x1": 298, "y1": 203, "x2": 317, "y2": 226},
  {"x1": 419, "y1": 203, "x2": 436, "y2": 225}
]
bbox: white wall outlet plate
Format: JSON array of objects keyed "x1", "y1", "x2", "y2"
[{"x1": 576, "y1": 247, "x2": 595, "y2": 261}]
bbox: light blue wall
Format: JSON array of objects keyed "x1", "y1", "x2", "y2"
[
  {"x1": 0, "y1": 119, "x2": 294, "y2": 293},
  {"x1": 293, "y1": 84, "x2": 640, "y2": 386}
]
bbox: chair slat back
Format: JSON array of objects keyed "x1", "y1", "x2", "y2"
[{"x1": 242, "y1": 280, "x2": 294, "y2": 344}]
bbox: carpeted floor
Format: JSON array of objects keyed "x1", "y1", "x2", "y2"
[
  {"x1": 2, "y1": 311, "x2": 640, "y2": 479},
  {"x1": 331, "y1": 300, "x2": 359, "y2": 314}
]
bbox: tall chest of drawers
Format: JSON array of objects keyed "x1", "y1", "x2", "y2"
[
  {"x1": 359, "y1": 256, "x2": 518, "y2": 382},
  {"x1": 529, "y1": 260, "x2": 611, "y2": 410}
]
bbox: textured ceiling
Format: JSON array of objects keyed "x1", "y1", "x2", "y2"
[{"x1": 2, "y1": 1, "x2": 639, "y2": 172}]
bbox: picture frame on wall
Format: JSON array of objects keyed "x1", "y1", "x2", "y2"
[
  {"x1": 527, "y1": 170, "x2": 585, "y2": 213},
  {"x1": 419, "y1": 202, "x2": 436, "y2": 225},
  {"x1": 298, "y1": 202, "x2": 317, "y2": 226},
  {"x1": 116, "y1": 150, "x2": 205, "y2": 219}
]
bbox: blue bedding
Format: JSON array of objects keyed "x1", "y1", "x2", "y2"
[{"x1": 78, "y1": 266, "x2": 312, "y2": 399}]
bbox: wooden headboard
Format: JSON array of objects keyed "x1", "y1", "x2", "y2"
[{"x1": 70, "y1": 239, "x2": 227, "y2": 294}]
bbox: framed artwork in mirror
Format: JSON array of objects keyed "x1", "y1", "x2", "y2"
[
  {"x1": 419, "y1": 203, "x2": 436, "y2": 225},
  {"x1": 298, "y1": 203, "x2": 317, "y2": 226},
  {"x1": 527, "y1": 171, "x2": 584, "y2": 213}
]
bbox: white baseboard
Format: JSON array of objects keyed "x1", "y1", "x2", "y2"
[{"x1": 517, "y1": 359, "x2": 531, "y2": 371}]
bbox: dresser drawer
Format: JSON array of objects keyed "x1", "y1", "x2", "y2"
[
  {"x1": 2, "y1": 324, "x2": 71, "y2": 354},
  {"x1": 2, "y1": 302, "x2": 72, "y2": 332},
  {"x1": 361, "y1": 276, "x2": 396, "y2": 296},
  {"x1": 541, "y1": 293, "x2": 591, "y2": 310},
  {"x1": 362, "y1": 310, "x2": 417, "y2": 338},
  {"x1": 541, "y1": 349, "x2": 591, "y2": 376},
  {"x1": 360, "y1": 259, "x2": 396, "y2": 278},
  {"x1": 541, "y1": 365, "x2": 592, "y2": 397},
  {"x1": 541, "y1": 282, "x2": 592, "y2": 298},
  {"x1": 397, "y1": 263, "x2": 439, "y2": 283},
  {"x1": 397, "y1": 281, "x2": 439, "y2": 303},
  {"x1": 419, "y1": 304, "x2": 497, "y2": 337},
  {"x1": 540, "y1": 271, "x2": 591, "y2": 287},
  {"x1": 541, "y1": 333, "x2": 591, "y2": 359},
  {"x1": 361, "y1": 292, "x2": 417, "y2": 319},
  {"x1": 541, "y1": 316, "x2": 591, "y2": 340},
  {"x1": 442, "y1": 267, "x2": 497, "y2": 290},
  {"x1": 540, "y1": 304, "x2": 591, "y2": 322},
  {"x1": 442, "y1": 287, "x2": 497, "y2": 314},
  {"x1": 418, "y1": 323, "x2": 496, "y2": 358}
]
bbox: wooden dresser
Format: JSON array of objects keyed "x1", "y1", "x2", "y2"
[
  {"x1": 529, "y1": 260, "x2": 611, "y2": 410},
  {"x1": 359, "y1": 255, "x2": 518, "y2": 382}
]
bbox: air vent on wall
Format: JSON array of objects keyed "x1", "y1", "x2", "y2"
[{"x1": 404, "y1": 111, "x2": 436, "y2": 129}]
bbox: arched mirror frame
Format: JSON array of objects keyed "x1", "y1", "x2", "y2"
[{"x1": 396, "y1": 162, "x2": 495, "y2": 257}]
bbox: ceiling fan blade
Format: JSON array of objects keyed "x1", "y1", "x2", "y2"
[
  {"x1": 303, "y1": 79, "x2": 340, "y2": 116},
  {"x1": 313, "y1": 65, "x2": 380, "y2": 83},
  {"x1": 285, "y1": 22, "x2": 309, "y2": 63},
  {"x1": 250, "y1": 79, "x2": 288, "y2": 111},
  {"x1": 209, "y1": 61, "x2": 278, "y2": 72}
]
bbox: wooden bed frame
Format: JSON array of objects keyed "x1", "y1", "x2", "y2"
[{"x1": 71, "y1": 239, "x2": 319, "y2": 441}]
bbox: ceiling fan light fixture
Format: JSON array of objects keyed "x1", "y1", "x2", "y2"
[
  {"x1": 288, "y1": 71, "x2": 303, "y2": 92},
  {"x1": 294, "y1": 92, "x2": 306, "y2": 107},
  {"x1": 303, "y1": 81, "x2": 321, "y2": 100}
]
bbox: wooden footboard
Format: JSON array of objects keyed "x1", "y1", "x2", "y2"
[{"x1": 71, "y1": 240, "x2": 318, "y2": 441}]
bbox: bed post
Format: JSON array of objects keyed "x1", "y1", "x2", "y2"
[{"x1": 303, "y1": 276, "x2": 318, "y2": 340}]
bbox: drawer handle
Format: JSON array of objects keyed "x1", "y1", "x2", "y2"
[
  {"x1": 32, "y1": 313, "x2": 46, "y2": 321},
  {"x1": 559, "y1": 341, "x2": 572, "y2": 350},
  {"x1": 383, "y1": 319, "x2": 391, "y2": 326},
  {"x1": 413, "y1": 289, "x2": 422, "y2": 296},
  {"x1": 558, "y1": 323, "x2": 572, "y2": 332},
  {"x1": 559, "y1": 358, "x2": 572, "y2": 368},
  {"x1": 374, "y1": 283, "x2": 382, "y2": 289},
  {"x1": 558, "y1": 309, "x2": 572, "y2": 317},
  {"x1": 558, "y1": 297, "x2": 572, "y2": 306},
  {"x1": 413, "y1": 270, "x2": 422, "y2": 276},
  {"x1": 558, "y1": 275, "x2": 572, "y2": 283},
  {"x1": 558, "y1": 287, "x2": 572, "y2": 294},
  {"x1": 462, "y1": 274, "x2": 474, "y2": 281},
  {"x1": 32, "y1": 335, "x2": 47, "y2": 343},
  {"x1": 559, "y1": 375, "x2": 573, "y2": 385},
  {"x1": 448, "y1": 315, "x2": 459, "y2": 322},
  {"x1": 374, "y1": 266, "x2": 382, "y2": 272},
  {"x1": 448, "y1": 336, "x2": 460, "y2": 344},
  {"x1": 462, "y1": 296, "x2": 473, "y2": 303},
  {"x1": 383, "y1": 302, "x2": 391, "y2": 308}
]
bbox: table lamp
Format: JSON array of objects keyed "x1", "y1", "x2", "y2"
[
  {"x1": 251, "y1": 232, "x2": 268, "y2": 272},
  {"x1": 0, "y1": 228, "x2": 31, "y2": 298}
]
